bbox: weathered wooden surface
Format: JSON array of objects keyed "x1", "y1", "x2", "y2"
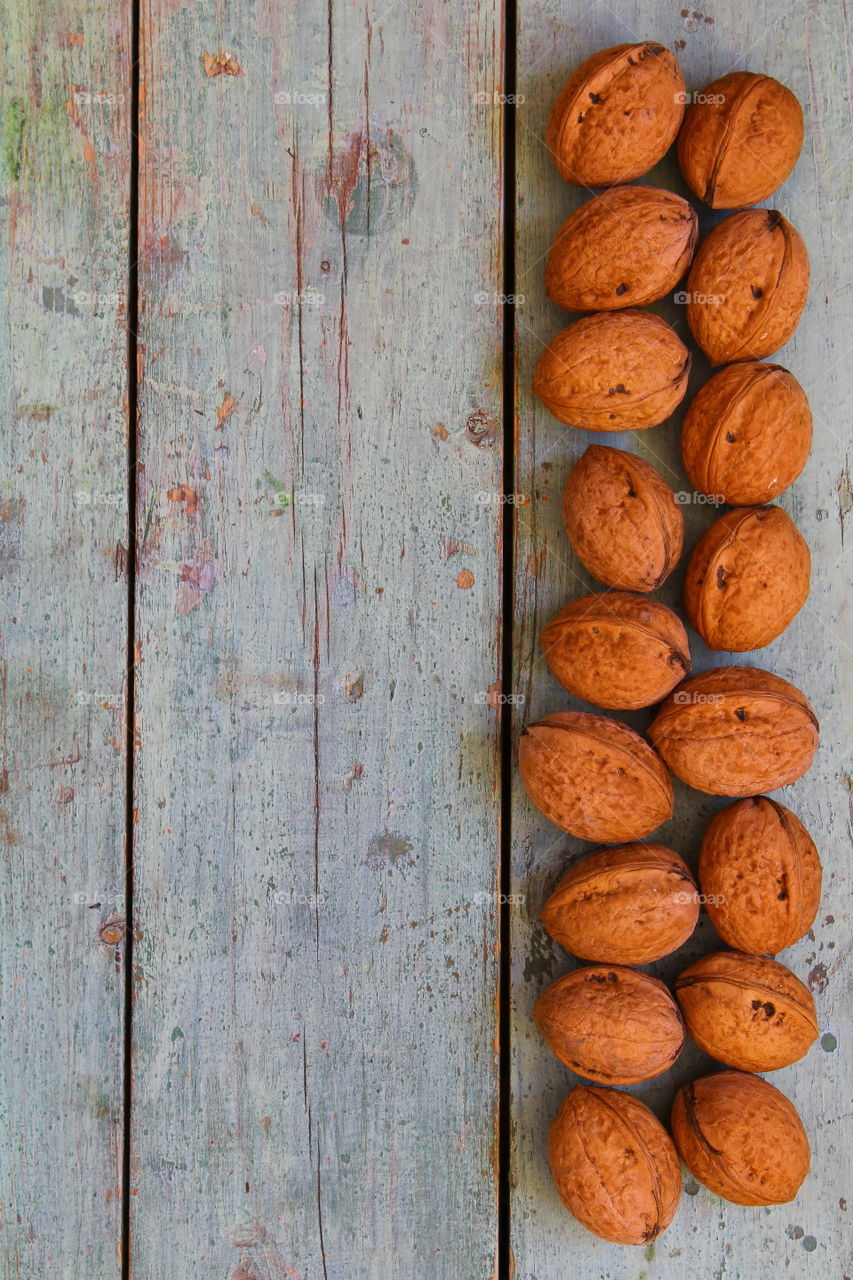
[
  {"x1": 131, "y1": 2, "x2": 503, "y2": 1276},
  {"x1": 0, "y1": 2, "x2": 131, "y2": 1276},
  {"x1": 512, "y1": 2, "x2": 852, "y2": 1277}
]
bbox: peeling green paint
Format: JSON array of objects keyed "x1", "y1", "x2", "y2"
[{"x1": 2, "y1": 97, "x2": 26, "y2": 181}]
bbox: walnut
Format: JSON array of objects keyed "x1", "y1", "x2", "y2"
[
  {"x1": 699, "y1": 796, "x2": 822, "y2": 954},
  {"x1": 519, "y1": 711, "x2": 673, "y2": 841},
  {"x1": 533, "y1": 311, "x2": 690, "y2": 430},
  {"x1": 545, "y1": 185, "x2": 697, "y2": 312},
  {"x1": 648, "y1": 666, "x2": 819, "y2": 795},
  {"x1": 547, "y1": 42, "x2": 685, "y2": 186},
  {"x1": 540, "y1": 592, "x2": 689, "y2": 709},
  {"x1": 686, "y1": 209, "x2": 809, "y2": 366},
  {"x1": 549, "y1": 1086, "x2": 681, "y2": 1244},
  {"x1": 683, "y1": 505, "x2": 810, "y2": 651},
  {"x1": 671, "y1": 1071, "x2": 810, "y2": 1205},
  {"x1": 677, "y1": 72, "x2": 804, "y2": 208},
  {"x1": 534, "y1": 965, "x2": 685, "y2": 1084},
  {"x1": 674, "y1": 950, "x2": 818, "y2": 1072},
  {"x1": 563, "y1": 445, "x2": 684, "y2": 592},
  {"x1": 681, "y1": 361, "x2": 812, "y2": 505},
  {"x1": 541, "y1": 843, "x2": 698, "y2": 965}
]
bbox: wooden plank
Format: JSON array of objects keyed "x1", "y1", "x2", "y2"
[
  {"x1": 0, "y1": 2, "x2": 131, "y2": 1276},
  {"x1": 511, "y1": 2, "x2": 852, "y2": 1276},
  {"x1": 131, "y1": 1, "x2": 504, "y2": 1275}
]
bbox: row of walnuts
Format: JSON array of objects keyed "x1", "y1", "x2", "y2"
[{"x1": 521, "y1": 41, "x2": 821, "y2": 1247}]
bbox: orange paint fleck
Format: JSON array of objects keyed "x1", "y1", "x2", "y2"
[
  {"x1": 456, "y1": 569, "x2": 475, "y2": 589},
  {"x1": 216, "y1": 393, "x2": 236, "y2": 428},
  {"x1": 432, "y1": 423, "x2": 448, "y2": 440},
  {"x1": 203, "y1": 50, "x2": 243, "y2": 77},
  {"x1": 167, "y1": 484, "x2": 199, "y2": 515}
]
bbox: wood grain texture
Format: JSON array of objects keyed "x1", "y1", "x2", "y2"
[
  {"x1": 511, "y1": 2, "x2": 852, "y2": 1276},
  {"x1": 131, "y1": 2, "x2": 504, "y2": 1276},
  {"x1": 0, "y1": 2, "x2": 131, "y2": 1276}
]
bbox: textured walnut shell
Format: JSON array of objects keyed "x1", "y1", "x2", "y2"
[
  {"x1": 681, "y1": 362, "x2": 812, "y2": 505},
  {"x1": 533, "y1": 311, "x2": 691, "y2": 430},
  {"x1": 534, "y1": 965, "x2": 685, "y2": 1084},
  {"x1": 540, "y1": 593, "x2": 690, "y2": 710},
  {"x1": 674, "y1": 951, "x2": 818, "y2": 1072},
  {"x1": 699, "y1": 797, "x2": 822, "y2": 954},
  {"x1": 547, "y1": 43, "x2": 686, "y2": 187},
  {"x1": 549, "y1": 1086, "x2": 681, "y2": 1244},
  {"x1": 541, "y1": 843, "x2": 698, "y2": 965},
  {"x1": 686, "y1": 210, "x2": 809, "y2": 366},
  {"x1": 545, "y1": 186, "x2": 697, "y2": 312},
  {"x1": 563, "y1": 446, "x2": 684, "y2": 592},
  {"x1": 648, "y1": 666, "x2": 819, "y2": 796},
  {"x1": 519, "y1": 711, "x2": 674, "y2": 841},
  {"x1": 677, "y1": 72, "x2": 804, "y2": 209},
  {"x1": 671, "y1": 1071, "x2": 810, "y2": 1205},
  {"x1": 683, "y1": 506, "x2": 810, "y2": 651}
]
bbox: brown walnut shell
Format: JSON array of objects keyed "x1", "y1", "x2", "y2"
[
  {"x1": 540, "y1": 592, "x2": 690, "y2": 709},
  {"x1": 686, "y1": 209, "x2": 809, "y2": 366},
  {"x1": 674, "y1": 950, "x2": 818, "y2": 1072},
  {"x1": 677, "y1": 72, "x2": 804, "y2": 209},
  {"x1": 533, "y1": 311, "x2": 691, "y2": 430},
  {"x1": 681, "y1": 362, "x2": 812, "y2": 505},
  {"x1": 648, "y1": 666, "x2": 819, "y2": 796},
  {"x1": 549, "y1": 1086, "x2": 681, "y2": 1245},
  {"x1": 534, "y1": 965, "x2": 685, "y2": 1085},
  {"x1": 547, "y1": 43, "x2": 686, "y2": 187},
  {"x1": 541, "y1": 843, "x2": 698, "y2": 965},
  {"x1": 545, "y1": 186, "x2": 697, "y2": 312},
  {"x1": 671, "y1": 1071, "x2": 810, "y2": 1206},
  {"x1": 699, "y1": 797, "x2": 822, "y2": 954},
  {"x1": 683, "y1": 506, "x2": 810, "y2": 651},
  {"x1": 519, "y1": 711, "x2": 674, "y2": 841},
  {"x1": 563, "y1": 446, "x2": 684, "y2": 592}
]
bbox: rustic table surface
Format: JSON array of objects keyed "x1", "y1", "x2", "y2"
[{"x1": 0, "y1": 1, "x2": 850, "y2": 1277}]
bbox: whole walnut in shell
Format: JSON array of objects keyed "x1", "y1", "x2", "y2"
[
  {"x1": 541, "y1": 843, "x2": 698, "y2": 965},
  {"x1": 683, "y1": 505, "x2": 810, "y2": 651},
  {"x1": 549, "y1": 1086, "x2": 681, "y2": 1244},
  {"x1": 699, "y1": 797, "x2": 822, "y2": 954},
  {"x1": 686, "y1": 209, "x2": 809, "y2": 366},
  {"x1": 648, "y1": 666, "x2": 819, "y2": 795},
  {"x1": 674, "y1": 951, "x2": 818, "y2": 1072},
  {"x1": 519, "y1": 711, "x2": 674, "y2": 841},
  {"x1": 681, "y1": 361, "x2": 812, "y2": 505},
  {"x1": 545, "y1": 186, "x2": 697, "y2": 312},
  {"x1": 534, "y1": 965, "x2": 684, "y2": 1084},
  {"x1": 547, "y1": 43, "x2": 685, "y2": 186},
  {"x1": 677, "y1": 71, "x2": 804, "y2": 208},
  {"x1": 671, "y1": 1071, "x2": 810, "y2": 1205},
  {"x1": 540, "y1": 593, "x2": 690, "y2": 709},
  {"x1": 563, "y1": 446, "x2": 684, "y2": 592},
  {"x1": 533, "y1": 311, "x2": 691, "y2": 430}
]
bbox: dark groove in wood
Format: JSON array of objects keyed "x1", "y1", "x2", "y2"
[
  {"x1": 122, "y1": 0, "x2": 141, "y2": 1272},
  {"x1": 499, "y1": 0, "x2": 518, "y2": 1273}
]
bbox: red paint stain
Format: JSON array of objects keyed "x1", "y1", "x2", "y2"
[{"x1": 175, "y1": 544, "x2": 219, "y2": 616}]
